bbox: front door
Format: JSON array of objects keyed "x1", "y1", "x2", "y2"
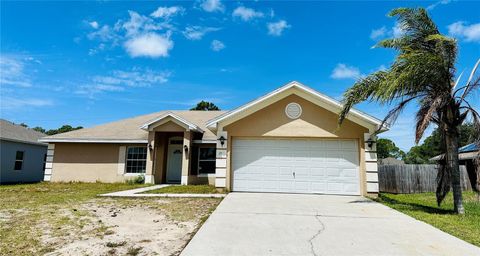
[{"x1": 166, "y1": 137, "x2": 183, "y2": 183}]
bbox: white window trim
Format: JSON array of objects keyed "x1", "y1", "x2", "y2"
[
  {"x1": 124, "y1": 146, "x2": 147, "y2": 174},
  {"x1": 197, "y1": 146, "x2": 216, "y2": 176},
  {"x1": 14, "y1": 151, "x2": 25, "y2": 171}
]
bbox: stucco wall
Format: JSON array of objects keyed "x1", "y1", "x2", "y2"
[
  {"x1": 0, "y1": 140, "x2": 47, "y2": 184},
  {"x1": 223, "y1": 94, "x2": 370, "y2": 194},
  {"x1": 50, "y1": 143, "x2": 146, "y2": 183}
]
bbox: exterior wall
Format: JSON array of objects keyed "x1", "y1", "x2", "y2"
[
  {"x1": 222, "y1": 94, "x2": 371, "y2": 195},
  {"x1": 49, "y1": 143, "x2": 146, "y2": 183},
  {"x1": 0, "y1": 140, "x2": 47, "y2": 184}
]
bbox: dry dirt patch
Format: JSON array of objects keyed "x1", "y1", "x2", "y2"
[
  {"x1": 0, "y1": 183, "x2": 221, "y2": 256},
  {"x1": 42, "y1": 198, "x2": 220, "y2": 256}
]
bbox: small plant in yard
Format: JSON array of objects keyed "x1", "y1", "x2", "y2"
[
  {"x1": 126, "y1": 246, "x2": 143, "y2": 256},
  {"x1": 106, "y1": 241, "x2": 127, "y2": 248},
  {"x1": 126, "y1": 175, "x2": 145, "y2": 185}
]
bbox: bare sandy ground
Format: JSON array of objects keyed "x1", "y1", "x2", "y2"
[{"x1": 43, "y1": 200, "x2": 202, "y2": 256}]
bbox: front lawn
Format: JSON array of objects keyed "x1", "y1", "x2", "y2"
[
  {"x1": 376, "y1": 192, "x2": 480, "y2": 247},
  {"x1": 145, "y1": 185, "x2": 221, "y2": 194},
  {"x1": 0, "y1": 182, "x2": 221, "y2": 255}
]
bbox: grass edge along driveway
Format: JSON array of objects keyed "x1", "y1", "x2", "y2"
[{"x1": 375, "y1": 192, "x2": 480, "y2": 247}]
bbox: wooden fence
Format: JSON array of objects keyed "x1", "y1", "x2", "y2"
[{"x1": 378, "y1": 164, "x2": 472, "y2": 194}]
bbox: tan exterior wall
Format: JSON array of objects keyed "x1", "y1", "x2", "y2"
[
  {"x1": 51, "y1": 143, "x2": 146, "y2": 183},
  {"x1": 223, "y1": 94, "x2": 370, "y2": 195}
]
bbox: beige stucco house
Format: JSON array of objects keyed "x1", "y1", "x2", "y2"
[{"x1": 40, "y1": 81, "x2": 387, "y2": 196}]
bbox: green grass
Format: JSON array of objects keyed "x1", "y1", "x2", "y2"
[
  {"x1": 145, "y1": 185, "x2": 221, "y2": 194},
  {"x1": 376, "y1": 192, "x2": 480, "y2": 247}
]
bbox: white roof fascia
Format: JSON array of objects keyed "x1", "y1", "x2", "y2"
[
  {"x1": 141, "y1": 112, "x2": 204, "y2": 132},
  {"x1": 1, "y1": 137, "x2": 48, "y2": 146},
  {"x1": 206, "y1": 81, "x2": 388, "y2": 132},
  {"x1": 38, "y1": 138, "x2": 148, "y2": 143}
]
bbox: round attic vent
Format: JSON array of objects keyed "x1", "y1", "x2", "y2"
[{"x1": 285, "y1": 102, "x2": 302, "y2": 119}]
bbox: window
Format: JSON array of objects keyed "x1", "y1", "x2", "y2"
[
  {"x1": 198, "y1": 147, "x2": 216, "y2": 174},
  {"x1": 14, "y1": 151, "x2": 24, "y2": 170},
  {"x1": 125, "y1": 147, "x2": 147, "y2": 174}
]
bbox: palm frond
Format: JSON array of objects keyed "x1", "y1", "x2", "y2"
[
  {"x1": 415, "y1": 96, "x2": 446, "y2": 143},
  {"x1": 338, "y1": 71, "x2": 387, "y2": 125}
]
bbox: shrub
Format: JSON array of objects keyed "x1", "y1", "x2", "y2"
[{"x1": 125, "y1": 175, "x2": 145, "y2": 185}]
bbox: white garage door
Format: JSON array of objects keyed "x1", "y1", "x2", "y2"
[{"x1": 232, "y1": 139, "x2": 360, "y2": 195}]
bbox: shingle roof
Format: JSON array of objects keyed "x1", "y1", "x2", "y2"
[
  {"x1": 41, "y1": 111, "x2": 226, "y2": 142},
  {"x1": 0, "y1": 119, "x2": 47, "y2": 145}
]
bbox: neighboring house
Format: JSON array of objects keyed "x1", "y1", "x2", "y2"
[
  {"x1": 431, "y1": 143, "x2": 479, "y2": 190},
  {"x1": 0, "y1": 119, "x2": 48, "y2": 184},
  {"x1": 39, "y1": 81, "x2": 388, "y2": 196}
]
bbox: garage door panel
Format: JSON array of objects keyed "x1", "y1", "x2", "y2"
[{"x1": 232, "y1": 139, "x2": 360, "y2": 195}]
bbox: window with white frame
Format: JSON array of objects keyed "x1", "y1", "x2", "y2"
[
  {"x1": 125, "y1": 147, "x2": 147, "y2": 174},
  {"x1": 14, "y1": 151, "x2": 24, "y2": 170},
  {"x1": 198, "y1": 147, "x2": 216, "y2": 174}
]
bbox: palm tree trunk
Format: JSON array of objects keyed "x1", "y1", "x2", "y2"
[{"x1": 445, "y1": 123, "x2": 465, "y2": 214}]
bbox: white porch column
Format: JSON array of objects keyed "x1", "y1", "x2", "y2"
[
  {"x1": 181, "y1": 131, "x2": 192, "y2": 185},
  {"x1": 215, "y1": 130, "x2": 227, "y2": 188},
  {"x1": 145, "y1": 132, "x2": 155, "y2": 184},
  {"x1": 364, "y1": 133, "x2": 379, "y2": 193},
  {"x1": 43, "y1": 143, "x2": 55, "y2": 181}
]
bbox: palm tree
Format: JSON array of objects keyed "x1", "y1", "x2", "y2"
[{"x1": 338, "y1": 8, "x2": 480, "y2": 214}]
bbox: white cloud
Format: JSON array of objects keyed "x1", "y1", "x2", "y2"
[
  {"x1": 331, "y1": 64, "x2": 362, "y2": 79},
  {"x1": 89, "y1": 21, "x2": 99, "y2": 29},
  {"x1": 183, "y1": 26, "x2": 220, "y2": 40},
  {"x1": 151, "y1": 6, "x2": 185, "y2": 19},
  {"x1": 76, "y1": 68, "x2": 171, "y2": 97},
  {"x1": 93, "y1": 69, "x2": 170, "y2": 87},
  {"x1": 370, "y1": 26, "x2": 388, "y2": 40},
  {"x1": 448, "y1": 21, "x2": 480, "y2": 43},
  {"x1": 199, "y1": 0, "x2": 224, "y2": 13},
  {"x1": 426, "y1": 0, "x2": 451, "y2": 11},
  {"x1": 124, "y1": 33, "x2": 174, "y2": 58},
  {"x1": 87, "y1": 25, "x2": 118, "y2": 42},
  {"x1": 211, "y1": 40, "x2": 225, "y2": 51},
  {"x1": 370, "y1": 23, "x2": 405, "y2": 41},
  {"x1": 120, "y1": 11, "x2": 166, "y2": 37},
  {"x1": 0, "y1": 56, "x2": 32, "y2": 87},
  {"x1": 232, "y1": 6, "x2": 264, "y2": 21},
  {"x1": 1, "y1": 97, "x2": 53, "y2": 110},
  {"x1": 267, "y1": 20, "x2": 290, "y2": 36},
  {"x1": 392, "y1": 22, "x2": 406, "y2": 38}
]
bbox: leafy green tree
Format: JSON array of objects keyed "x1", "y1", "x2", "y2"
[
  {"x1": 32, "y1": 127, "x2": 46, "y2": 134},
  {"x1": 377, "y1": 138, "x2": 405, "y2": 159},
  {"x1": 404, "y1": 123, "x2": 477, "y2": 164},
  {"x1": 46, "y1": 125, "x2": 83, "y2": 135},
  {"x1": 338, "y1": 8, "x2": 480, "y2": 214},
  {"x1": 190, "y1": 101, "x2": 220, "y2": 111}
]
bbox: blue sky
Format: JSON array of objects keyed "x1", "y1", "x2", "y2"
[{"x1": 1, "y1": 0, "x2": 479, "y2": 150}]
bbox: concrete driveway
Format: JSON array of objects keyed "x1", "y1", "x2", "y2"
[{"x1": 181, "y1": 193, "x2": 480, "y2": 256}]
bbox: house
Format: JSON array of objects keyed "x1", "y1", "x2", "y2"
[
  {"x1": 0, "y1": 119, "x2": 48, "y2": 184},
  {"x1": 431, "y1": 143, "x2": 479, "y2": 191},
  {"x1": 39, "y1": 81, "x2": 388, "y2": 196}
]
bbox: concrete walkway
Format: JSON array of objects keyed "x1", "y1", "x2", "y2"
[
  {"x1": 181, "y1": 193, "x2": 480, "y2": 256},
  {"x1": 99, "y1": 184, "x2": 226, "y2": 198}
]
